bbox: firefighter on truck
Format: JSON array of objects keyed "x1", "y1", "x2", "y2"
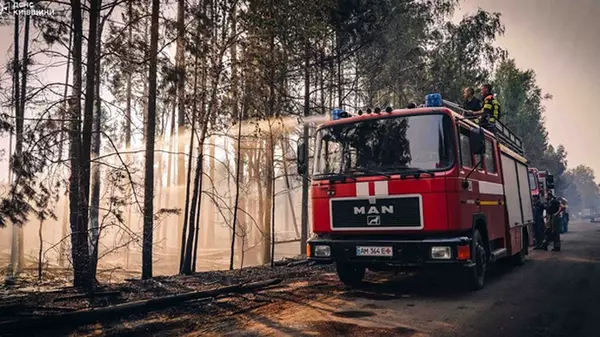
[{"x1": 297, "y1": 93, "x2": 532, "y2": 291}]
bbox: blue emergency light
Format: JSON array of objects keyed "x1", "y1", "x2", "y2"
[
  {"x1": 425, "y1": 93, "x2": 442, "y2": 107},
  {"x1": 331, "y1": 108, "x2": 347, "y2": 120}
]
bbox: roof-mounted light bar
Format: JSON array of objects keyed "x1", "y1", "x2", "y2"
[
  {"x1": 425, "y1": 93, "x2": 443, "y2": 107},
  {"x1": 331, "y1": 108, "x2": 351, "y2": 120}
]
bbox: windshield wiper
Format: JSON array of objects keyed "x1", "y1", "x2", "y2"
[
  {"x1": 399, "y1": 167, "x2": 436, "y2": 179},
  {"x1": 346, "y1": 168, "x2": 392, "y2": 178},
  {"x1": 314, "y1": 172, "x2": 357, "y2": 182}
]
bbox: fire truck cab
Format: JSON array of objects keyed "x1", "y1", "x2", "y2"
[
  {"x1": 537, "y1": 170, "x2": 555, "y2": 197},
  {"x1": 297, "y1": 94, "x2": 534, "y2": 290},
  {"x1": 528, "y1": 168, "x2": 541, "y2": 198}
]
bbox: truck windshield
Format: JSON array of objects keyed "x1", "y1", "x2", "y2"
[{"x1": 313, "y1": 113, "x2": 455, "y2": 177}]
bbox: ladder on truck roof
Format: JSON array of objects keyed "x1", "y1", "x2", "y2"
[{"x1": 442, "y1": 99, "x2": 525, "y2": 157}]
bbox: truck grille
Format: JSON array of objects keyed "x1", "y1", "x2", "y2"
[{"x1": 330, "y1": 196, "x2": 422, "y2": 230}]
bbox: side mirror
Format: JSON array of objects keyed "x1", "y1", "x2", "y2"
[
  {"x1": 470, "y1": 127, "x2": 486, "y2": 155},
  {"x1": 297, "y1": 141, "x2": 307, "y2": 176}
]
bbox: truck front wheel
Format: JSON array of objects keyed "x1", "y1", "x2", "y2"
[
  {"x1": 336, "y1": 262, "x2": 366, "y2": 287},
  {"x1": 466, "y1": 229, "x2": 487, "y2": 291}
]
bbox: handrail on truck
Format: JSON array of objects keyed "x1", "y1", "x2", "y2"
[{"x1": 442, "y1": 99, "x2": 525, "y2": 156}]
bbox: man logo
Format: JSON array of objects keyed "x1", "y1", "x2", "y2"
[
  {"x1": 353, "y1": 205, "x2": 394, "y2": 215},
  {"x1": 367, "y1": 215, "x2": 380, "y2": 226}
]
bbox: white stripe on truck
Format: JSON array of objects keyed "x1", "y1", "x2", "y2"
[
  {"x1": 356, "y1": 182, "x2": 369, "y2": 197},
  {"x1": 478, "y1": 181, "x2": 505, "y2": 196},
  {"x1": 374, "y1": 181, "x2": 388, "y2": 196}
]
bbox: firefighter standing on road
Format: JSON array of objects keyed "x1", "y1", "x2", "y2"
[
  {"x1": 532, "y1": 195, "x2": 545, "y2": 249},
  {"x1": 541, "y1": 192, "x2": 563, "y2": 251},
  {"x1": 469, "y1": 84, "x2": 501, "y2": 131},
  {"x1": 560, "y1": 197, "x2": 569, "y2": 233}
]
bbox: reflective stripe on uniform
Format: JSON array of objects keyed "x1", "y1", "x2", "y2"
[{"x1": 483, "y1": 95, "x2": 500, "y2": 123}]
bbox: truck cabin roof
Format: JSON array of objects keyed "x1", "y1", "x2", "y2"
[{"x1": 318, "y1": 107, "x2": 495, "y2": 138}]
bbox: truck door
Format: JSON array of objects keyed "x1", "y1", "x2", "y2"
[
  {"x1": 457, "y1": 126, "x2": 481, "y2": 226},
  {"x1": 479, "y1": 138, "x2": 506, "y2": 241}
]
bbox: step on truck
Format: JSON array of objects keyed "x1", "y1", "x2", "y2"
[{"x1": 297, "y1": 94, "x2": 534, "y2": 290}]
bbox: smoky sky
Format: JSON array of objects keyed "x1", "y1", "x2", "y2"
[{"x1": 456, "y1": 0, "x2": 600, "y2": 180}]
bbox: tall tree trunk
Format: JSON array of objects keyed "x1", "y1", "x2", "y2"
[
  {"x1": 206, "y1": 139, "x2": 215, "y2": 248},
  {"x1": 90, "y1": 4, "x2": 103, "y2": 280},
  {"x1": 124, "y1": 0, "x2": 133, "y2": 147},
  {"x1": 123, "y1": 0, "x2": 134, "y2": 261},
  {"x1": 184, "y1": 53, "x2": 223, "y2": 273},
  {"x1": 7, "y1": 16, "x2": 23, "y2": 282},
  {"x1": 142, "y1": 0, "x2": 161, "y2": 280},
  {"x1": 320, "y1": 51, "x2": 325, "y2": 115},
  {"x1": 77, "y1": 0, "x2": 101, "y2": 289},
  {"x1": 225, "y1": 5, "x2": 238, "y2": 245},
  {"x1": 328, "y1": 37, "x2": 334, "y2": 110},
  {"x1": 155, "y1": 136, "x2": 164, "y2": 248},
  {"x1": 7, "y1": 16, "x2": 21, "y2": 281},
  {"x1": 69, "y1": 0, "x2": 91, "y2": 289},
  {"x1": 141, "y1": 5, "x2": 150, "y2": 140},
  {"x1": 176, "y1": 0, "x2": 187, "y2": 237},
  {"x1": 336, "y1": 32, "x2": 343, "y2": 108},
  {"x1": 280, "y1": 138, "x2": 300, "y2": 238},
  {"x1": 178, "y1": 75, "x2": 198, "y2": 274},
  {"x1": 300, "y1": 42, "x2": 310, "y2": 256},
  {"x1": 262, "y1": 140, "x2": 273, "y2": 265},
  {"x1": 229, "y1": 99, "x2": 242, "y2": 271},
  {"x1": 164, "y1": 102, "x2": 176, "y2": 249},
  {"x1": 261, "y1": 19, "x2": 277, "y2": 266},
  {"x1": 38, "y1": 218, "x2": 44, "y2": 281},
  {"x1": 16, "y1": 15, "x2": 30, "y2": 272},
  {"x1": 192, "y1": 172, "x2": 202, "y2": 272},
  {"x1": 191, "y1": 35, "x2": 202, "y2": 272},
  {"x1": 181, "y1": 128, "x2": 205, "y2": 275},
  {"x1": 270, "y1": 161, "x2": 276, "y2": 267},
  {"x1": 58, "y1": 17, "x2": 73, "y2": 268}
]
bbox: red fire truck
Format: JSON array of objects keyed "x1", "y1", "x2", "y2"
[
  {"x1": 297, "y1": 94, "x2": 534, "y2": 290},
  {"x1": 528, "y1": 168, "x2": 541, "y2": 197},
  {"x1": 537, "y1": 170, "x2": 555, "y2": 196}
]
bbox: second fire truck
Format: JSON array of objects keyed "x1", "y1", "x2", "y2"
[{"x1": 298, "y1": 94, "x2": 534, "y2": 290}]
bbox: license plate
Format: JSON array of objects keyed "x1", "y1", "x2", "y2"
[{"x1": 356, "y1": 246, "x2": 393, "y2": 257}]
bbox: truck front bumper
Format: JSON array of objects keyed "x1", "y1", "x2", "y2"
[{"x1": 307, "y1": 236, "x2": 475, "y2": 268}]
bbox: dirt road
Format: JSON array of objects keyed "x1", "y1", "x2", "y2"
[{"x1": 24, "y1": 221, "x2": 600, "y2": 337}]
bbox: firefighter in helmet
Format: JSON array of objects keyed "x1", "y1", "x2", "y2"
[
  {"x1": 541, "y1": 191, "x2": 563, "y2": 251},
  {"x1": 468, "y1": 83, "x2": 500, "y2": 131}
]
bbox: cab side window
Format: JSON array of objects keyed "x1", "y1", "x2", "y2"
[
  {"x1": 484, "y1": 138, "x2": 497, "y2": 173},
  {"x1": 458, "y1": 127, "x2": 473, "y2": 167}
]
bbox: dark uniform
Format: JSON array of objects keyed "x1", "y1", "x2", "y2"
[
  {"x1": 541, "y1": 196, "x2": 562, "y2": 251},
  {"x1": 463, "y1": 97, "x2": 482, "y2": 111},
  {"x1": 532, "y1": 197, "x2": 545, "y2": 248},
  {"x1": 475, "y1": 94, "x2": 501, "y2": 132}
]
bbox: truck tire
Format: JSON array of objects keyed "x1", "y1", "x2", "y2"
[
  {"x1": 466, "y1": 229, "x2": 487, "y2": 291},
  {"x1": 336, "y1": 262, "x2": 365, "y2": 287},
  {"x1": 512, "y1": 228, "x2": 527, "y2": 266}
]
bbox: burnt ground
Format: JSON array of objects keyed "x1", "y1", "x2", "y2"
[{"x1": 3, "y1": 221, "x2": 600, "y2": 336}]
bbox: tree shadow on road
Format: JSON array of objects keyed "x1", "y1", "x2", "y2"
[{"x1": 340, "y1": 261, "x2": 527, "y2": 301}]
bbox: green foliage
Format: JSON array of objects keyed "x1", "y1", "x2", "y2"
[
  {"x1": 425, "y1": 9, "x2": 506, "y2": 101},
  {"x1": 495, "y1": 59, "x2": 549, "y2": 163}
]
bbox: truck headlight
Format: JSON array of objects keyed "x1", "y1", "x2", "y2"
[
  {"x1": 314, "y1": 245, "x2": 331, "y2": 257},
  {"x1": 431, "y1": 246, "x2": 451, "y2": 259}
]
